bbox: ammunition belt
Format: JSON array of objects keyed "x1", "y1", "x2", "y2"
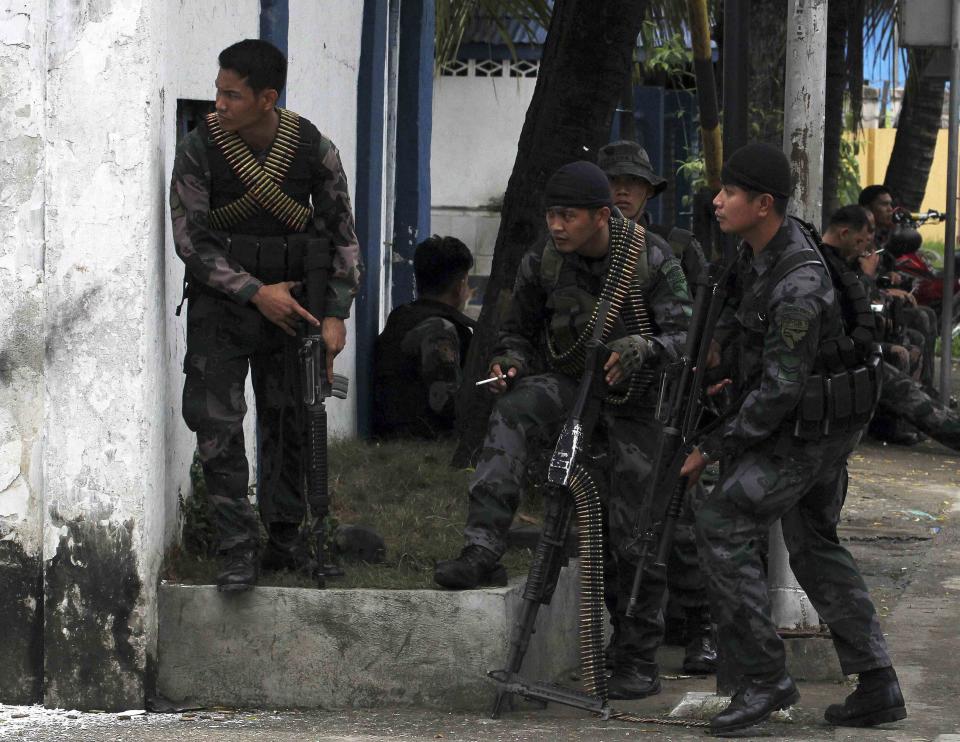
[
  {"x1": 207, "y1": 108, "x2": 312, "y2": 233},
  {"x1": 546, "y1": 218, "x2": 656, "y2": 405},
  {"x1": 571, "y1": 462, "x2": 710, "y2": 728}
]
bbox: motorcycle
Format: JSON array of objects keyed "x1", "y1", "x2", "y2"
[{"x1": 888, "y1": 207, "x2": 960, "y2": 337}]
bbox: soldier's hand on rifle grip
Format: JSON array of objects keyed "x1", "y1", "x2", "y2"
[
  {"x1": 251, "y1": 281, "x2": 321, "y2": 337},
  {"x1": 679, "y1": 447, "x2": 710, "y2": 488},
  {"x1": 322, "y1": 317, "x2": 347, "y2": 384},
  {"x1": 487, "y1": 363, "x2": 516, "y2": 395},
  {"x1": 603, "y1": 351, "x2": 624, "y2": 386}
]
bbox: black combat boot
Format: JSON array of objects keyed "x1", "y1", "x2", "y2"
[
  {"x1": 216, "y1": 545, "x2": 258, "y2": 592},
  {"x1": 681, "y1": 612, "x2": 717, "y2": 674},
  {"x1": 262, "y1": 523, "x2": 315, "y2": 573},
  {"x1": 607, "y1": 661, "x2": 661, "y2": 700},
  {"x1": 709, "y1": 672, "x2": 799, "y2": 735},
  {"x1": 824, "y1": 666, "x2": 906, "y2": 727},
  {"x1": 433, "y1": 545, "x2": 507, "y2": 589}
]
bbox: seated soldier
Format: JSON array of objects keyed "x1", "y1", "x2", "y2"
[
  {"x1": 434, "y1": 161, "x2": 693, "y2": 699},
  {"x1": 859, "y1": 185, "x2": 938, "y2": 392},
  {"x1": 373, "y1": 236, "x2": 475, "y2": 438}
]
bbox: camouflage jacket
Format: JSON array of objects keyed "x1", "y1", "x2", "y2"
[
  {"x1": 492, "y1": 226, "x2": 692, "y2": 400},
  {"x1": 169, "y1": 111, "x2": 361, "y2": 317},
  {"x1": 373, "y1": 299, "x2": 475, "y2": 438},
  {"x1": 707, "y1": 217, "x2": 842, "y2": 460}
]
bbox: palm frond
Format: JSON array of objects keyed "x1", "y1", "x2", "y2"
[{"x1": 434, "y1": 0, "x2": 552, "y2": 72}]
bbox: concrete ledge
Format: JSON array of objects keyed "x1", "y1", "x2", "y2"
[{"x1": 158, "y1": 563, "x2": 582, "y2": 710}]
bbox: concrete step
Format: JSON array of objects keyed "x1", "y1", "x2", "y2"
[{"x1": 157, "y1": 562, "x2": 583, "y2": 711}]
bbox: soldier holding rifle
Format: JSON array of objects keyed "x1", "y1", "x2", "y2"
[
  {"x1": 680, "y1": 143, "x2": 905, "y2": 734},
  {"x1": 170, "y1": 40, "x2": 360, "y2": 591}
]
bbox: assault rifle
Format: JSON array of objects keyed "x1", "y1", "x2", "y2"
[
  {"x1": 624, "y1": 259, "x2": 735, "y2": 617},
  {"x1": 300, "y1": 247, "x2": 349, "y2": 588},
  {"x1": 488, "y1": 296, "x2": 617, "y2": 719}
]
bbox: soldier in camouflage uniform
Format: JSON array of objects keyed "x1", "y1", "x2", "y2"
[
  {"x1": 680, "y1": 144, "x2": 905, "y2": 734},
  {"x1": 598, "y1": 140, "x2": 716, "y2": 675},
  {"x1": 373, "y1": 235, "x2": 475, "y2": 438},
  {"x1": 819, "y1": 207, "x2": 960, "y2": 451},
  {"x1": 879, "y1": 362, "x2": 960, "y2": 451},
  {"x1": 434, "y1": 161, "x2": 693, "y2": 700},
  {"x1": 170, "y1": 40, "x2": 361, "y2": 591}
]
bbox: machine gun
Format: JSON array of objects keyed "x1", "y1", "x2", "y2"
[
  {"x1": 625, "y1": 259, "x2": 735, "y2": 618},
  {"x1": 488, "y1": 294, "x2": 618, "y2": 719},
  {"x1": 300, "y1": 247, "x2": 350, "y2": 588}
]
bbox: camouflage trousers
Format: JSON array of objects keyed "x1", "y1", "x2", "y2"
[
  {"x1": 879, "y1": 361, "x2": 960, "y2": 451},
  {"x1": 465, "y1": 372, "x2": 676, "y2": 668},
  {"x1": 696, "y1": 432, "x2": 891, "y2": 679},
  {"x1": 182, "y1": 291, "x2": 306, "y2": 551},
  {"x1": 901, "y1": 304, "x2": 937, "y2": 389}
]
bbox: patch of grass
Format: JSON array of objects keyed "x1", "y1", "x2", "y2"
[{"x1": 163, "y1": 438, "x2": 539, "y2": 590}]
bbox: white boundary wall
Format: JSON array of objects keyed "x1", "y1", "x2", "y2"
[{"x1": 0, "y1": 0, "x2": 371, "y2": 710}]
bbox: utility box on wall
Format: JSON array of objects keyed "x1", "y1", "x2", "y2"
[{"x1": 899, "y1": 0, "x2": 953, "y2": 47}]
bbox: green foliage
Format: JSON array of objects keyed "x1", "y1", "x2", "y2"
[
  {"x1": 838, "y1": 135, "x2": 863, "y2": 207},
  {"x1": 164, "y1": 438, "x2": 543, "y2": 590},
  {"x1": 676, "y1": 153, "x2": 707, "y2": 209},
  {"x1": 637, "y1": 20, "x2": 694, "y2": 88},
  {"x1": 179, "y1": 452, "x2": 217, "y2": 558}
]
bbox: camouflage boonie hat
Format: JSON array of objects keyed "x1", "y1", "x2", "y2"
[{"x1": 597, "y1": 140, "x2": 667, "y2": 196}]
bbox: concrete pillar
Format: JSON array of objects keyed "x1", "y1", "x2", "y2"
[
  {"x1": 0, "y1": 0, "x2": 47, "y2": 705},
  {"x1": 41, "y1": 1, "x2": 166, "y2": 710},
  {"x1": 774, "y1": 0, "x2": 827, "y2": 631},
  {"x1": 783, "y1": 0, "x2": 827, "y2": 228}
]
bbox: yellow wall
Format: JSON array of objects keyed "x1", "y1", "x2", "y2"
[{"x1": 854, "y1": 128, "x2": 955, "y2": 245}]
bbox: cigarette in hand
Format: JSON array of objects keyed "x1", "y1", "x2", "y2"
[{"x1": 475, "y1": 374, "x2": 506, "y2": 387}]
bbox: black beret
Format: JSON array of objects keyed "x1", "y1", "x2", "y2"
[
  {"x1": 544, "y1": 161, "x2": 613, "y2": 210},
  {"x1": 721, "y1": 143, "x2": 792, "y2": 200}
]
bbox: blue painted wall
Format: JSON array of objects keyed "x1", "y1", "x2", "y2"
[
  {"x1": 259, "y1": 0, "x2": 289, "y2": 108},
  {"x1": 354, "y1": 0, "x2": 389, "y2": 437},
  {"x1": 391, "y1": 0, "x2": 435, "y2": 307}
]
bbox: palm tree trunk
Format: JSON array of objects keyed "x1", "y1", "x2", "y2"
[
  {"x1": 453, "y1": 0, "x2": 648, "y2": 465},
  {"x1": 822, "y1": 1, "x2": 849, "y2": 224},
  {"x1": 884, "y1": 50, "x2": 947, "y2": 211}
]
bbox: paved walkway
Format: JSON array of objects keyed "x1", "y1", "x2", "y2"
[{"x1": 2, "y1": 437, "x2": 958, "y2": 741}]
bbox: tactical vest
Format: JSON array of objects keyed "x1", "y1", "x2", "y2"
[
  {"x1": 203, "y1": 108, "x2": 315, "y2": 237},
  {"x1": 372, "y1": 300, "x2": 475, "y2": 438},
  {"x1": 178, "y1": 109, "x2": 327, "y2": 307},
  {"x1": 539, "y1": 217, "x2": 658, "y2": 407},
  {"x1": 748, "y1": 218, "x2": 882, "y2": 440},
  {"x1": 646, "y1": 223, "x2": 708, "y2": 285}
]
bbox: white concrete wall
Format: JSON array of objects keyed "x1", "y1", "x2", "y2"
[
  {"x1": 287, "y1": 0, "x2": 364, "y2": 436},
  {"x1": 431, "y1": 74, "x2": 535, "y2": 209},
  {"x1": 0, "y1": 0, "x2": 46, "y2": 570},
  {"x1": 0, "y1": 0, "x2": 47, "y2": 702},
  {"x1": 162, "y1": 0, "x2": 260, "y2": 548},
  {"x1": 41, "y1": 0, "x2": 166, "y2": 708}
]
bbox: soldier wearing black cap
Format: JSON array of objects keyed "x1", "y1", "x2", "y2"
[
  {"x1": 434, "y1": 160, "x2": 693, "y2": 700},
  {"x1": 597, "y1": 140, "x2": 716, "y2": 675},
  {"x1": 679, "y1": 143, "x2": 905, "y2": 734}
]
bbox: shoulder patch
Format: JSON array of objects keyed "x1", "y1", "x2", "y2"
[
  {"x1": 661, "y1": 258, "x2": 691, "y2": 300},
  {"x1": 778, "y1": 305, "x2": 814, "y2": 350}
]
